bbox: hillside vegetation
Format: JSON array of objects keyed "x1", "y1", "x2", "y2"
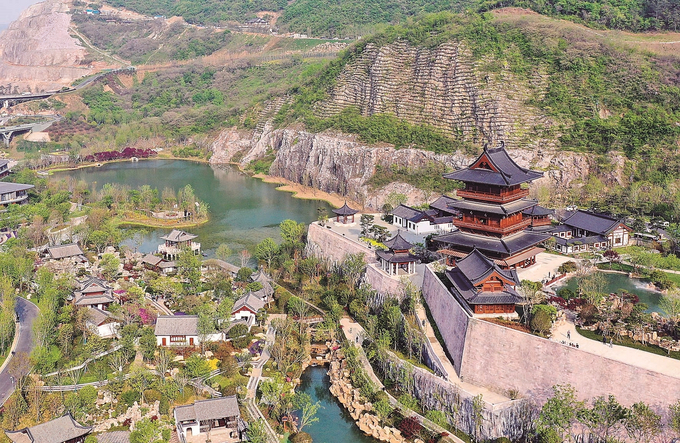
[
  {"x1": 279, "y1": 12, "x2": 680, "y2": 157},
  {"x1": 102, "y1": 0, "x2": 680, "y2": 36}
]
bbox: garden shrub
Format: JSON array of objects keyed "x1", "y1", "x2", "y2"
[
  {"x1": 121, "y1": 389, "x2": 141, "y2": 407},
  {"x1": 398, "y1": 416, "x2": 424, "y2": 439}
]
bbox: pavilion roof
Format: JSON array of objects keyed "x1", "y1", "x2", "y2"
[
  {"x1": 332, "y1": 202, "x2": 358, "y2": 216},
  {"x1": 160, "y1": 229, "x2": 197, "y2": 242},
  {"x1": 443, "y1": 143, "x2": 543, "y2": 186},
  {"x1": 384, "y1": 231, "x2": 413, "y2": 251},
  {"x1": 376, "y1": 250, "x2": 417, "y2": 263},
  {"x1": 523, "y1": 204, "x2": 554, "y2": 216},
  {"x1": 560, "y1": 210, "x2": 631, "y2": 236}
]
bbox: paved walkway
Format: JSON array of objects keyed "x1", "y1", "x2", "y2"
[
  {"x1": 0, "y1": 298, "x2": 39, "y2": 406},
  {"x1": 553, "y1": 321, "x2": 680, "y2": 379},
  {"x1": 246, "y1": 314, "x2": 285, "y2": 399},
  {"x1": 517, "y1": 253, "x2": 574, "y2": 283}
]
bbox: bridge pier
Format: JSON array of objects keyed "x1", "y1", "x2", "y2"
[{"x1": 1, "y1": 131, "x2": 12, "y2": 147}]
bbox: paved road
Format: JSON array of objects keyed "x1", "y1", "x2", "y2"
[{"x1": 0, "y1": 297, "x2": 39, "y2": 405}]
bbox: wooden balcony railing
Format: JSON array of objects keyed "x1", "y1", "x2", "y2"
[
  {"x1": 455, "y1": 218, "x2": 531, "y2": 235},
  {"x1": 457, "y1": 188, "x2": 529, "y2": 203}
]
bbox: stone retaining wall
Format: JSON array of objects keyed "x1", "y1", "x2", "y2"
[
  {"x1": 365, "y1": 264, "x2": 406, "y2": 298},
  {"x1": 307, "y1": 222, "x2": 376, "y2": 265},
  {"x1": 422, "y1": 265, "x2": 680, "y2": 408},
  {"x1": 460, "y1": 317, "x2": 680, "y2": 408},
  {"x1": 421, "y1": 266, "x2": 469, "y2": 374}
]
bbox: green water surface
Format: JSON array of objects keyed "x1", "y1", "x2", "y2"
[
  {"x1": 296, "y1": 366, "x2": 378, "y2": 443},
  {"x1": 559, "y1": 272, "x2": 663, "y2": 313},
  {"x1": 55, "y1": 160, "x2": 332, "y2": 260}
]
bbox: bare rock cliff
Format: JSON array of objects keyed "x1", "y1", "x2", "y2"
[
  {"x1": 0, "y1": 0, "x2": 94, "y2": 92},
  {"x1": 318, "y1": 40, "x2": 554, "y2": 150},
  {"x1": 211, "y1": 126, "x2": 616, "y2": 209}
]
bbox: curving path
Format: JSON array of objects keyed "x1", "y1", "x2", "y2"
[{"x1": 0, "y1": 297, "x2": 39, "y2": 405}]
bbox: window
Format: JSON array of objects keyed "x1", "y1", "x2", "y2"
[
  {"x1": 615, "y1": 238, "x2": 622, "y2": 244},
  {"x1": 170, "y1": 335, "x2": 186, "y2": 343}
]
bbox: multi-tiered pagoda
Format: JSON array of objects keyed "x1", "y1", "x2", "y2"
[{"x1": 434, "y1": 142, "x2": 549, "y2": 269}]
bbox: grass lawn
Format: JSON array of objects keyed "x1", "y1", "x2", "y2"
[{"x1": 576, "y1": 327, "x2": 680, "y2": 360}]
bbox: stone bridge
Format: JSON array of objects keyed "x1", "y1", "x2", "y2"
[
  {"x1": 0, "y1": 92, "x2": 56, "y2": 108},
  {"x1": 0, "y1": 124, "x2": 35, "y2": 147}
]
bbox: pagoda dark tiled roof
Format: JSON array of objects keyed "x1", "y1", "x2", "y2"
[
  {"x1": 443, "y1": 145, "x2": 543, "y2": 186},
  {"x1": 561, "y1": 210, "x2": 630, "y2": 236},
  {"x1": 332, "y1": 202, "x2": 358, "y2": 216},
  {"x1": 455, "y1": 248, "x2": 519, "y2": 285},
  {"x1": 384, "y1": 232, "x2": 413, "y2": 251},
  {"x1": 434, "y1": 230, "x2": 549, "y2": 255},
  {"x1": 446, "y1": 250, "x2": 523, "y2": 306},
  {"x1": 523, "y1": 205, "x2": 554, "y2": 216},
  {"x1": 450, "y1": 198, "x2": 538, "y2": 215}
]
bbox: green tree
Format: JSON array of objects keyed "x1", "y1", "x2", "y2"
[
  {"x1": 625, "y1": 402, "x2": 661, "y2": 443},
  {"x1": 197, "y1": 311, "x2": 215, "y2": 354},
  {"x1": 280, "y1": 219, "x2": 305, "y2": 244},
  {"x1": 579, "y1": 395, "x2": 628, "y2": 442},
  {"x1": 184, "y1": 354, "x2": 210, "y2": 378},
  {"x1": 139, "y1": 327, "x2": 157, "y2": 361},
  {"x1": 130, "y1": 418, "x2": 166, "y2": 443},
  {"x1": 255, "y1": 238, "x2": 278, "y2": 269},
  {"x1": 177, "y1": 250, "x2": 202, "y2": 287},
  {"x1": 215, "y1": 244, "x2": 232, "y2": 262},
  {"x1": 537, "y1": 385, "x2": 584, "y2": 443},
  {"x1": 247, "y1": 419, "x2": 269, "y2": 443},
  {"x1": 294, "y1": 392, "x2": 322, "y2": 432}
]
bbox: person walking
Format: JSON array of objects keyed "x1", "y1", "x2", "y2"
[{"x1": 567, "y1": 330, "x2": 571, "y2": 340}]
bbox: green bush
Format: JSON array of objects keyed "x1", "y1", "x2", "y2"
[
  {"x1": 531, "y1": 308, "x2": 553, "y2": 335},
  {"x1": 121, "y1": 389, "x2": 141, "y2": 407}
]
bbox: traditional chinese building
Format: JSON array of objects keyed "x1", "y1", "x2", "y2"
[
  {"x1": 434, "y1": 143, "x2": 549, "y2": 269},
  {"x1": 550, "y1": 210, "x2": 632, "y2": 254},
  {"x1": 446, "y1": 248, "x2": 523, "y2": 316},
  {"x1": 377, "y1": 231, "x2": 417, "y2": 276},
  {"x1": 6, "y1": 413, "x2": 92, "y2": 443},
  {"x1": 73, "y1": 276, "x2": 115, "y2": 310},
  {"x1": 174, "y1": 396, "x2": 245, "y2": 442},
  {"x1": 157, "y1": 229, "x2": 201, "y2": 260},
  {"x1": 332, "y1": 202, "x2": 359, "y2": 224}
]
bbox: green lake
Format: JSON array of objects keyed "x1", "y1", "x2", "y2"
[
  {"x1": 54, "y1": 159, "x2": 332, "y2": 261},
  {"x1": 559, "y1": 272, "x2": 663, "y2": 313},
  {"x1": 296, "y1": 366, "x2": 378, "y2": 443}
]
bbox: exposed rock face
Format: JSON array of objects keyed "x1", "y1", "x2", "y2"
[
  {"x1": 211, "y1": 125, "x2": 620, "y2": 209},
  {"x1": 318, "y1": 40, "x2": 553, "y2": 150},
  {"x1": 0, "y1": 0, "x2": 94, "y2": 92}
]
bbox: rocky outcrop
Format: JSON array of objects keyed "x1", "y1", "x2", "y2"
[
  {"x1": 318, "y1": 40, "x2": 553, "y2": 150},
  {"x1": 0, "y1": 0, "x2": 94, "y2": 92},
  {"x1": 211, "y1": 125, "x2": 621, "y2": 209},
  {"x1": 327, "y1": 359, "x2": 408, "y2": 443}
]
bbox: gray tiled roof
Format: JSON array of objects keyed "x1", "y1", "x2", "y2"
[
  {"x1": 141, "y1": 254, "x2": 164, "y2": 267},
  {"x1": 384, "y1": 232, "x2": 413, "y2": 251},
  {"x1": 376, "y1": 250, "x2": 417, "y2": 263},
  {"x1": 174, "y1": 396, "x2": 240, "y2": 423},
  {"x1": 523, "y1": 205, "x2": 554, "y2": 216},
  {"x1": 446, "y1": 249, "x2": 523, "y2": 306},
  {"x1": 47, "y1": 244, "x2": 85, "y2": 260},
  {"x1": 203, "y1": 259, "x2": 240, "y2": 275},
  {"x1": 391, "y1": 204, "x2": 423, "y2": 222},
  {"x1": 332, "y1": 202, "x2": 358, "y2": 216},
  {"x1": 154, "y1": 315, "x2": 198, "y2": 336},
  {"x1": 232, "y1": 293, "x2": 266, "y2": 314},
  {"x1": 561, "y1": 210, "x2": 630, "y2": 236},
  {"x1": 429, "y1": 195, "x2": 457, "y2": 214},
  {"x1": 160, "y1": 229, "x2": 197, "y2": 242},
  {"x1": 6, "y1": 413, "x2": 92, "y2": 443},
  {"x1": 455, "y1": 248, "x2": 518, "y2": 285},
  {"x1": 443, "y1": 144, "x2": 543, "y2": 186},
  {"x1": 96, "y1": 431, "x2": 130, "y2": 443},
  {"x1": 0, "y1": 182, "x2": 34, "y2": 194},
  {"x1": 86, "y1": 307, "x2": 112, "y2": 326}
]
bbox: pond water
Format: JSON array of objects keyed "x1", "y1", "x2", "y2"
[
  {"x1": 558, "y1": 272, "x2": 663, "y2": 313},
  {"x1": 296, "y1": 365, "x2": 378, "y2": 443},
  {"x1": 54, "y1": 160, "x2": 332, "y2": 260}
]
